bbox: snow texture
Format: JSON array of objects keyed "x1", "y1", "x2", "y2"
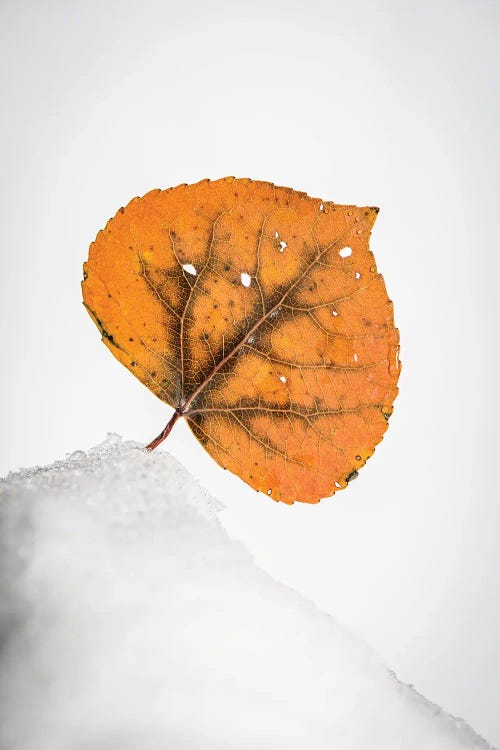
[{"x1": 0, "y1": 435, "x2": 494, "y2": 750}]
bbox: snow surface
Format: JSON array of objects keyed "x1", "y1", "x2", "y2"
[{"x1": 0, "y1": 436, "x2": 494, "y2": 750}]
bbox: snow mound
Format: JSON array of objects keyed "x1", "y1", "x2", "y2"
[{"x1": 0, "y1": 436, "x2": 493, "y2": 750}]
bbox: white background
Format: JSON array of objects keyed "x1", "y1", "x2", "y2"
[{"x1": 1, "y1": 0, "x2": 499, "y2": 745}]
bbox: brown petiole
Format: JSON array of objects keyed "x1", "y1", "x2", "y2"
[{"x1": 145, "y1": 409, "x2": 183, "y2": 451}]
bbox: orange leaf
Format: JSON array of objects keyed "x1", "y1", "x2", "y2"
[{"x1": 82, "y1": 177, "x2": 401, "y2": 504}]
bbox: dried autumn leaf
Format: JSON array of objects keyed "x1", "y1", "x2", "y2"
[{"x1": 82, "y1": 177, "x2": 400, "y2": 504}]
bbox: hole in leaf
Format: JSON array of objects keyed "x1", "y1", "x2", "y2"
[
  {"x1": 332, "y1": 309, "x2": 338, "y2": 317},
  {"x1": 354, "y1": 353, "x2": 358, "y2": 362},
  {"x1": 355, "y1": 271, "x2": 361, "y2": 279},
  {"x1": 334, "y1": 482, "x2": 342, "y2": 488},
  {"x1": 182, "y1": 263, "x2": 197, "y2": 275},
  {"x1": 274, "y1": 230, "x2": 279, "y2": 238},
  {"x1": 319, "y1": 202, "x2": 324, "y2": 211},
  {"x1": 279, "y1": 375, "x2": 287, "y2": 383},
  {"x1": 241, "y1": 272, "x2": 251, "y2": 287},
  {"x1": 279, "y1": 240, "x2": 287, "y2": 252},
  {"x1": 267, "y1": 488, "x2": 272, "y2": 495},
  {"x1": 339, "y1": 247, "x2": 352, "y2": 258}
]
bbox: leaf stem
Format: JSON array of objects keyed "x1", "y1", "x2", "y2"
[{"x1": 145, "y1": 409, "x2": 182, "y2": 451}]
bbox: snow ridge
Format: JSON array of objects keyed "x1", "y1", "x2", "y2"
[{"x1": 0, "y1": 436, "x2": 494, "y2": 750}]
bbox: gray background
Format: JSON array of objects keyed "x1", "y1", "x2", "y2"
[{"x1": 1, "y1": 0, "x2": 499, "y2": 745}]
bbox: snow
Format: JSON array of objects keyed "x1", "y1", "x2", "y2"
[{"x1": 0, "y1": 436, "x2": 493, "y2": 750}]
